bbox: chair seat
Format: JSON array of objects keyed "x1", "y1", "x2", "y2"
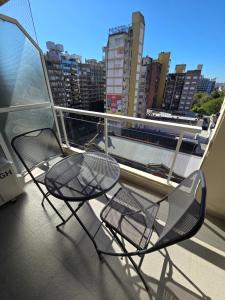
[{"x1": 101, "y1": 188, "x2": 159, "y2": 250}]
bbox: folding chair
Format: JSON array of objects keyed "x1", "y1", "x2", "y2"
[
  {"x1": 11, "y1": 128, "x2": 66, "y2": 223},
  {"x1": 99, "y1": 170, "x2": 206, "y2": 291}
]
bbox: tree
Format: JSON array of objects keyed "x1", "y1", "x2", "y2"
[{"x1": 191, "y1": 91, "x2": 224, "y2": 115}]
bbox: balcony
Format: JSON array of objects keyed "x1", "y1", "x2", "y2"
[
  {"x1": 0, "y1": 169, "x2": 225, "y2": 299},
  {"x1": 0, "y1": 12, "x2": 225, "y2": 300}
]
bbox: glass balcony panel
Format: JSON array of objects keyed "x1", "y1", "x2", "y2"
[
  {"x1": 61, "y1": 114, "x2": 102, "y2": 151},
  {"x1": 172, "y1": 139, "x2": 202, "y2": 179},
  {"x1": 0, "y1": 19, "x2": 50, "y2": 107},
  {"x1": 0, "y1": 107, "x2": 55, "y2": 172},
  {"x1": 59, "y1": 113, "x2": 203, "y2": 183}
]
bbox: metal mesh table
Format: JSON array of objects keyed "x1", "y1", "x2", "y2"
[
  {"x1": 44, "y1": 152, "x2": 120, "y2": 259},
  {"x1": 45, "y1": 152, "x2": 120, "y2": 201}
]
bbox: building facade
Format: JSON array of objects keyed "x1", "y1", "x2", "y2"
[
  {"x1": 45, "y1": 42, "x2": 105, "y2": 111},
  {"x1": 147, "y1": 60, "x2": 162, "y2": 108},
  {"x1": 45, "y1": 42, "x2": 81, "y2": 108},
  {"x1": 104, "y1": 11, "x2": 145, "y2": 117},
  {"x1": 163, "y1": 65, "x2": 186, "y2": 110},
  {"x1": 197, "y1": 76, "x2": 216, "y2": 94},
  {"x1": 136, "y1": 56, "x2": 162, "y2": 113},
  {"x1": 136, "y1": 57, "x2": 151, "y2": 118},
  {"x1": 179, "y1": 68, "x2": 202, "y2": 111},
  {"x1": 163, "y1": 65, "x2": 203, "y2": 111},
  {"x1": 155, "y1": 52, "x2": 170, "y2": 108},
  {"x1": 79, "y1": 59, "x2": 105, "y2": 112}
]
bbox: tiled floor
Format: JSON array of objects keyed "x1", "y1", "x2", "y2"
[{"x1": 0, "y1": 181, "x2": 225, "y2": 300}]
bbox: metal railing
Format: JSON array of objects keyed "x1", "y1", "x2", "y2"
[{"x1": 54, "y1": 106, "x2": 202, "y2": 183}]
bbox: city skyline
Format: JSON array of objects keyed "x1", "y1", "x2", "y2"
[
  {"x1": 28, "y1": 0, "x2": 225, "y2": 82},
  {"x1": 1, "y1": 0, "x2": 224, "y2": 81}
]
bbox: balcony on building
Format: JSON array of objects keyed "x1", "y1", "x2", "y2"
[{"x1": 0, "y1": 12, "x2": 225, "y2": 300}]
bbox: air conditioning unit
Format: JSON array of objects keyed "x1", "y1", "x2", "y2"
[{"x1": 0, "y1": 156, "x2": 24, "y2": 206}]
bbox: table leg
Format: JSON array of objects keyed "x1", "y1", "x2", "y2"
[
  {"x1": 64, "y1": 200, "x2": 102, "y2": 261},
  {"x1": 56, "y1": 201, "x2": 85, "y2": 230}
]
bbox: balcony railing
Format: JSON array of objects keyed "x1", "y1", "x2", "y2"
[{"x1": 54, "y1": 106, "x2": 202, "y2": 184}]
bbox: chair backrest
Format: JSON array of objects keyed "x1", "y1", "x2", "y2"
[
  {"x1": 152, "y1": 170, "x2": 206, "y2": 252},
  {"x1": 11, "y1": 128, "x2": 64, "y2": 172}
]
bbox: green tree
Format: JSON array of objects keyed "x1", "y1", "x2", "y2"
[{"x1": 191, "y1": 91, "x2": 224, "y2": 115}]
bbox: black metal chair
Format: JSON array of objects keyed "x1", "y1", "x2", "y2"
[
  {"x1": 11, "y1": 128, "x2": 66, "y2": 223},
  {"x1": 99, "y1": 170, "x2": 206, "y2": 292}
]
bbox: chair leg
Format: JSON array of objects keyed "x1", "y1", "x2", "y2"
[
  {"x1": 44, "y1": 195, "x2": 65, "y2": 223},
  {"x1": 41, "y1": 192, "x2": 51, "y2": 207},
  {"x1": 138, "y1": 255, "x2": 145, "y2": 269},
  {"x1": 35, "y1": 181, "x2": 66, "y2": 223},
  {"x1": 108, "y1": 227, "x2": 149, "y2": 292}
]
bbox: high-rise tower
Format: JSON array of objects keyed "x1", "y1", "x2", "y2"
[{"x1": 104, "y1": 12, "x2": 145, "y2": 117}]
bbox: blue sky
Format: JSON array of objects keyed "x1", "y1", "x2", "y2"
[{"x1": 27, "y1": 0, "x2": 225, "y2": 81}]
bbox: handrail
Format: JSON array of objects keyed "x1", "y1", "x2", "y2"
[
  {"x1": 54, "y1": 105, "x2": 203, "y2": 184},
  {"x1": 54, "y1": 106, "x2": 202, "y2": 134}
]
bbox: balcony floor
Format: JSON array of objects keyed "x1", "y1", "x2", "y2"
[{"x1": 0, "y1": 180, "x2": 225, "y2": 300}]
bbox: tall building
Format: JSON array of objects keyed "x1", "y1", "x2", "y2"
[
  {"x1": 79, "y1": 59, "x2": 105, "y2": 112},
  {"x1": 104, "y1": 11, "x2": 145, "y2": 117},
  {"x1": 175, "y1": 64, "x2": 186, "y2": 73},
  {"x1": 45, "y1": 41, "x2": 81, "y2": 108},
  {"x1": 179, "y1": 68, "x2": 202, "y2": 111},
  {"x1": 163, "y1": 65, "x2": 186, "y2": 110},
  {"x1": 137, "y1": 56, "x2": 162, "y2": 111},
  {"x1": 155, "y1": 52, "x2": 170, "y2": 108},
  {"x1": 147, "y1": 60, "x2": 162, "y2": 108},
  {"x1": 197, "y1": 76, "x2": 216, "y2": 94},
  {"x1": 45, "y1": 42, "x2": 105, "y2": 111},
  {"x1": 136, "y1": 57, "x2": 151, "y2": 118},
  {"x1": 61, "y1": 53, "x2": 82, "y2": 108}
]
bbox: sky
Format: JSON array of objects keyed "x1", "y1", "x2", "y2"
[{"x1": 2, "y1": 0, "x2": 225, "y2": 81}]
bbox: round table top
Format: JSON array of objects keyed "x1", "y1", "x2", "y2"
[{"x1": 45, "y1": 152, "x2": 120, "y2": 201}]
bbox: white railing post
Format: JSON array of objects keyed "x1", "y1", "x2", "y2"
[
  {"x1": 104, "y1": 117, "x2": 108, "y2": 154},
  {"x1": 167, "y1": 131, "x2": 184, "y2": 183},
  {"x1": 59, "y1": 109, "x2": 70, "y2": 148}
]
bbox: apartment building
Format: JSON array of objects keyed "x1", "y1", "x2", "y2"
[
  {"x1": 104, "y1": 11, "x2": 145, "y2": 117},
  {"x1": 45, "y1": 43, "x2": 105, "y2": 111},
  {"x1": 147, "y1": 60, "x2": 162, "y2": 108},
  {"x1": 163, "y1": 64, "x2": 203, "y2": 111},
  {"x1": 197, "y1": 76, "x2": 216, "y2": 94},
  {"x1": 135, "y1": 56, "x2": 162, "y2": 115},
  {"x1": 45, "y1": 42, "x2": 81, "y2": 108},
  {"x1": 163, "y1": 65, "x2": 186, "y2": 110},
  {"x1": 79, "y1": 59, "x2": 105, "y2": 112},
  {"x1": 136, "y1": 57, "x2": 151, "y2": 118},
  {"x1": 179, "y1": 68, "x2": 202, "y2": 111}
]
